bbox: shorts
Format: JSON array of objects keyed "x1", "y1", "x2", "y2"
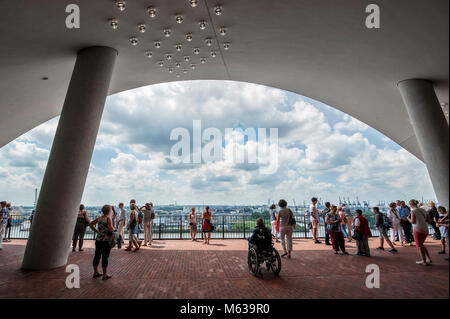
[
  {"x1": 378, "y1": 227, "x2": 389, "y2": 240},
  {"x1": 413, "y1": 230, "x2": 428, "y2": 248},
  {"x1": 311, "y1": 219, "x2": 319, "y2": 229},
  {"x1": 440, "y1": 226, "x2": 448, "y2": 243},
  {"x1": 6, "y1": 219, "x2": 11, "y2": 227}
]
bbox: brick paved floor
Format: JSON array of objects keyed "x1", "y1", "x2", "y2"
[{"x1": 0, "y1": 238, "x2": 448, "y2": 299}]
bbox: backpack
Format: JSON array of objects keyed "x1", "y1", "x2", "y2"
[
  {"x1": 381, "y1": 213, "x2": 392, "y2": 229},
  {"x1": 254, "y1": 227, "x2": 272, "y2": 252}
]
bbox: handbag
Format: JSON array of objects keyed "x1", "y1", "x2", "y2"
[
  {"x1": 288, "y1": 209, "x2": 297, "y2": 226},
  {"x1": 352, "y1": 230, "x2": 363, "y2": 240}
]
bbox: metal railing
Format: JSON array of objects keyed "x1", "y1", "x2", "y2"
[{"x1": 4, "y1": 213, "x2": 436, "y2": 241}]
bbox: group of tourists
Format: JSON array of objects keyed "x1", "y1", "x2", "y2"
[{"x1": 292, "y1": 197, "x2": 450, "y2": 265}]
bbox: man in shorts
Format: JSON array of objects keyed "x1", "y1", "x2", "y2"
[
  {"x1": 373, "y1": 206, "x2": 397, "y2": 253},
  {"x1": 310, "y1": 198, "x2": 321, "y2": 244}
]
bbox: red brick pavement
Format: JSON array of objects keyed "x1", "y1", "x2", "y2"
[{"x1": 0, "y1": 238, "x2": 448, "y2": 299}]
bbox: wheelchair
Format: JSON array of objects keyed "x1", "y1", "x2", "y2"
[{"x1": 247, "y1": 241, "x2": 282, "y2": 277}]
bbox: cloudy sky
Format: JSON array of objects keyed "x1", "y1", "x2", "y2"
[{"x1": 0, "y1": 81, "x2": 435, "y2": 206}]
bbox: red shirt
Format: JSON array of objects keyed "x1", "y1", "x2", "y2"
[{"x1": 355, "y1": 215, "x2": 372, "y2": 237}]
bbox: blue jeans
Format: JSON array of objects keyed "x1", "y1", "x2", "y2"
[{"x1": 341, "y1": 224, "x2": 348, "y2": 237}]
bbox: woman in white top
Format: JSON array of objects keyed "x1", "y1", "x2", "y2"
[
  {"x1": 125, "y1": 203, "x2": 141, "y2": 252},
  {"x1": 188, "y1": 208, "x2": 198, "y2": 241},
  {"x1": 388, "y1": 202, "x2": 406, "y2": 246},
  {"x1": 407, "y1": 199, "x2": 432, "y2": 265}
]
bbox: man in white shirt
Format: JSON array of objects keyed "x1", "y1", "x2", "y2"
[
  {"x1": 141, "y1": 203, "x2": 154, "y2": 246},
  {"x1": 309, "y1": 197, "x2": 321, "y2": 244}
]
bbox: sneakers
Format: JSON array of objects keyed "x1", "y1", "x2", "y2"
[{"x1": 314, "y1": 240, "x2": 321, "y2": 244}]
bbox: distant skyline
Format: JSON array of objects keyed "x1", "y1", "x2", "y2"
[{"x1": 0, "y1": 81, "x2": 436, "y2": 206}]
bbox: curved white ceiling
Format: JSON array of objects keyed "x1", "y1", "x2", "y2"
[{"x1": 0, "y1": 0, "x2": 448, "y2": 161}]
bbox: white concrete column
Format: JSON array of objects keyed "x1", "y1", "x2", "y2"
[
  {"x1": 22, "y1": 47, "x2": 117, "y2": 270},
  {"x1": 398, "y1": 79, "x2": 449, "y2": 210}
]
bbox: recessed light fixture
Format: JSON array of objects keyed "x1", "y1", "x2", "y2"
[
  {"x1": 175, "y1": 62, "x2": 181, "y2": 68},
  {"x1": 205, "y1": 38, "x2": 213, "y2": 46},
  {"x1": 189, "y1": 0, "x2": 198, "y2": 7},
  {"x1": 199, "y1": 21, "x2": 206, "y2": 30},
  {"x1": 175, "y1": 44, "x2": 182, "y2": 52},
  {"x1": 190, "y1": 63, "x2": 196, "y2": 69},
  {"x1": 147, "y1": 7, "x2": 156, "y2": 18},
  {"x1": 129, "y1": 36, "x2": 138, "y2": 46},
  {"x1": 176, "y1": 73, "x2": 181, "y2": 78},
  {"x1": 200, "y1": 57, "x2": 207, "y2": 63},
  {"x1": 219, "y1": 26, "x2": 227, "y2": 36},
  {"x1": 116, "y1": 0, "x2": 126, "y2": 11},
  {"x1": 184, "y1": 56, "x2": 190, "y2": 62},
  {"x1": 138, "y1": 23, "x2": 146, "y2": 33},
  {"x1": 165, "y1": 53, "x2": 173, "y2": 60},
  {"x1": 211, "y1": 50, "x2": 217, "y2": 58},
  {"x1": 193, "y1": 48, "x2": 200, "y2": 55},
  {"x1": 168, "y1": 68, "x2": 174, "y2": 73},
  {"x1": 163, "y1": 28, "x2": 171, "y2": 37},
  {"x1": 186, "y1": 33, "x2": 193, "y2": 42},
  {"x1": 154, "y1": 41, "x2": 161, "y2": 48},
  {"x1": 182, "y1": 69, "x2": 188, "y2": 74},
  {"x1": 175, "y1": 14, "x2": 184, "y2": 24},
  {"x1": 145, "y1": 50, "x2": 153, "y2": 58},
  {"x1": 158, "y1": 60, "x2": 164, "y2": 67},
  {"x1": 223, "y1": 42, "x2": 230, "y2": 50},
  {"x1": 109, "y1": 18, "x2": 118, "y2": 29},
  {"x1": 214, "y1": 5, "x2": 223, "y2": 16}
]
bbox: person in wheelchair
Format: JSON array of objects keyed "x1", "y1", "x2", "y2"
[
  {"x1": 248, "y1": 218, "x2": 273, "y2": 255},
  {"x1": 248, "y1": 218, "x2": 281, "y2": 276}
]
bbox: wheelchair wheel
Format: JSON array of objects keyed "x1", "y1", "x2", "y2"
[
  {"x1": 248, "y1": 247, "x2": 260, "y2": 276},
  {"x1": 270, "y1": 248, "x2": 282, "y2": 275}
]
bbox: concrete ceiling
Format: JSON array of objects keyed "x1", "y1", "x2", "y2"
[{"x1": 0, "y1": 0, "x2": 448, "y2": 161}]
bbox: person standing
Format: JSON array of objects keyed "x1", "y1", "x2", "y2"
[
  {"x1": 269, "y1": 204, "x2": 279, "y2": 242},
  {"x1": 309, "y1": 197, "x2": 321, "y2": 244},
  {"x1": 117, "y1": 202, "x2": 127, "y2": 243},
  {"x1": 0, "y1": 201, "x2": 8, "y2": 250},
  {"x1": 89, "y1": 204, "x2": 115, "y2": 280},
  {"x1": 427, "y1": 201, "x2": 441, "y2": 240},
  {"x1": 373, "y1": 207, "x2": 398, "y2": 253},
  {"x1": 325, "y1": 205, "x2": 348, "y2": 255},
  {"x1": 338, "y1": 206, "x2": 349, "y2": 238},
  {"x1": 72, "y1": 204, "x2": 90, "y2": 252},
  {"x1": 277, "y1": 199, "x2": 295, "y2": 258},
  {"x1": 125, "y1": 203, "x2": 140, "y2": 251},
  {"x1": 353, "y1": 209, "x2": 372, "y2": 256},
  {"x1": 436, "y1": 206, "x2": 449, "y2": 260},
  {"x1": 3, "y1": 203, "x2": 12, "y2": 242},
  {"x1": 408, "y1": 199, "x2": 432, "y2": 265},
  {"x1": 188, "y1": 208, "x2": 198, "y2": 241},
  {"x1": 321, "y1": 202, "x2": 332, "y2": 245},
  {"x1": 342, "y1": 203, "x2": 353, "y2": 242},
  {"x1": 202, "y1": 206, "x2": 213, "y2": 245},
  {"x1": 398, "y1": 201, "x2": 414, "y2": 245},
  {"x1": 388, "y1": 202, "x2": 406, "y2": 246},
  {"x1": 141, "y1": 203, "x2": 154, "y2": 246}
]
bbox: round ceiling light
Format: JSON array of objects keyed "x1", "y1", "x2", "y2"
[
  {"x1": 186, "y1": 33, "x2": 193, "y2": 42},
  {"x1": 182, "y1": 69, "x2": 188, "y2": 74},
  {"x1": 175, "y1": 62, "x2": 181, "y2": 68},
  {"x1": 109, "y1": 18, "x2": 118, "y2": 29},
  {"x1": 189, "y1": 0, "x2": 198, "y2": 8},
  {"x1": 176, "y1": 73, "x2": 181, "y2": 78},
  {"x1": 175, "y1": 44, "x2": 182, "y2": 52},
  {"x1": 154, "y1": 41, "x2": 161, "y2": 48},
  {"x1": 205, "y1": 38, "x2": 213, "y2": 46},
  {"x1": 175, "y1": 14, "x2": 184, "y2": 24},
  {"x1": 129, "y1": 36, "x2": 138, "y2": 46},
  {"x1": 116, "y1": 0, "x2": 126, "y2": 11},
  {"x1": 219, "y1": 26, "x2": 227, "y2": 36},
  {"x1": 190, "y1": 64, "x2": 196, "y2": 69},
  {"x1": 168, "y1": 68, "x2": 174, "y2": 73},
  {"x1": 200, "y1": 57, "x2": 207, "y2": 64},
  {"x1": 211, "y1": 50, "x2": 217, "y2": 58},
  {"x1": 193, "y1": 48, "x2": 200, "y2": 55},
  {"x1": 223, "y1": 42, "x2": 230, "y2": 50},
  {"x1": 163, "y1": 28, "x2": 171, "y2": 37},
  {"x1": 184, "y1": 56, "x2": 190, "y2": 62},
  {"x1": 199, "y1": 21, "x2": 206, "y2": 30},
  {"x1": 145, "y1": 50, "x2": 153, "y2": 58},
  {"x1": 147, "y1": 7, "x2": 156, "y2": 18},
  {"x1": 138, "y1": 23, "x2": 146, "y2": 33},
  {"x1": 214, "y1": 5, "x2": 223, "y2": 16},
  {"x1": 158, "y1": 60, "x2": 164, "y2": 67},
  {"x1": 165, "y1": 53, "x2": 173, "y2": 61}
]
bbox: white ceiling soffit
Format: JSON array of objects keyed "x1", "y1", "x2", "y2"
[{"x1": 0, "y1": 0, "x2": 448, "y2": 162}]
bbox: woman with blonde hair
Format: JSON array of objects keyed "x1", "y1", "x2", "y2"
[{"x1": 408, "y1": 199, "x2": 432, "y2": 265}]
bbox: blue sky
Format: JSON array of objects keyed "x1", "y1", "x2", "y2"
[{"x1": 0, "y1": 81, "x2": 435, "y2": 206}]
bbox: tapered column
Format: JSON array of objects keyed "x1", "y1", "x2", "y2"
[
  {"x1": 22, "y1": 47, "x2": 117, "y2": 270},
  {"x1": 398, "y1": 79, "x2": 449, "y2": 209}
]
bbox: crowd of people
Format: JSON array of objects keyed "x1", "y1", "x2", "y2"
[
  {"x1": 268, "y1": 197, "x2": 449, "y2": 265},
  {"x1": 0, "y1": 197, "x2": 448, "y2": 280}
]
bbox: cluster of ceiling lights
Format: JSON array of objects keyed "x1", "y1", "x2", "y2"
[{"x1": 109, "y1": 0, "x2": 231, "y2": 79}]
